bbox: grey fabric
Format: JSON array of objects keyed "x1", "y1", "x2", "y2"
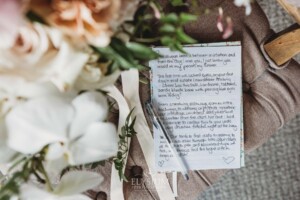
[
  {"x1": 198, "y1": 0, "x2": 300, "y2": 199},
  {"x1": 198, "y1": 115, "x2": 300, "y2": 200}
]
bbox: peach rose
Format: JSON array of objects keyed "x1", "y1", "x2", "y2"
[{"x1": 29, "y1": 0, "x2": 119, "y2": 47}]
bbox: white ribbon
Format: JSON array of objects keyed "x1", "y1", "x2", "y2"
[
  {"x1": 105, "y1": 85, "x2": 131, "y2": 200},
  {"x1": 121, "y1": 69, "x2": 175, "y2": 200},
  {"x1": 172, "y1": 172, "x2": 178, "y2": 197}
]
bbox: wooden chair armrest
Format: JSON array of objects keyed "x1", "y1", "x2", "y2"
[
  {"x1": 264, "y1": 28, "x2": 300, "y2": 66},
  {"x1": 263, "y1": 0, "x2": 300, "y2": 66}
]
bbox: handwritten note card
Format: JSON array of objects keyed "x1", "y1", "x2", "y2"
[{"x1": 149, "y1": 42, "x2": 244, "y2": 172}]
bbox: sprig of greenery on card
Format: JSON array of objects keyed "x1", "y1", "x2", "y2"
[
  {"x1": 159, "y1": 13, "x2": 197, "y2": 53},
  {"x1": 113, "y1": 109, "x2": 137, "y2": 181}
]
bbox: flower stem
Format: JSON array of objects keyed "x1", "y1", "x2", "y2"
[
  {"x1": 133, "y1": 37, "x2": 161, "y2": 43},
  {"x1": 37, "y1": 162, "x2": 53, "y2": 191}
]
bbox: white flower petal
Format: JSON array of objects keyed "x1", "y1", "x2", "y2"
[
  {"x1": 245, "y1": 4, "x2": 252, "y2": 15},
  {"x1": 20, "y1": 183, "x2": 94, "y2": 200},
  {"x1": 0, "y1": 75, "x2": 60, "y2": 98},
  {"x1": 44, "y1": 156, "x2": 69, "y2": 183},
  {"x1": 0, "y1": 119, "x2": 16, "y2": 163},
  {"x1": 234, "y1": 0, "x2": 252, "y2": 15},
  {"x1": 49, "y1": 42, "x2": 89, "y2": 91},
  {"x1": 70, "y1": 122, "x2": 118, "y2": 165},
  {"x1": 46, "y1": 143, "x2": 65, "y2": 161},
  {"x1": 234, "y1": 0, "x2": 243, "y2": 6},
  {"x1": 45, "y1": 143, "x2": 69, "y2": 178},
  {"x1": 20, "y1": 184, "x2": 56, "y2": 200},
  {"x1": 69, "y1": 92, "x2": 108, "y2": 139},
  {"x1": 54, "y1": 171, "x2": 103, "y2": 196},
  {"x1": 45, "y1": 28, "x2": 89, "y2": 91},
  {"x1": 75, "y1": 70, "x2": 121, "y2": 91},
  {"x1": 0, "y1": 145, "x2": 16, "y2": 164},
  {"x1": 58, "y1": 194, "x2": 92, "y2": 200},
  {"x1": 88, "y1": 32, "x2": 111, "y2": 47},
  {"x1": 6, "y1": 96, "x2": 74, "y2": 154}
]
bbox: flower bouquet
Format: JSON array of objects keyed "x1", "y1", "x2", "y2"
[{"x1": 0, "y1": 0, "x2": 250, "y2": 199}]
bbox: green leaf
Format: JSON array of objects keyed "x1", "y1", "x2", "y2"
[
  {"x1": 113, "y1": 108, "x2": 137, "y2": 181},
  {"x1": 117, "y1": 152, "x2": 123, "y2": 159},
  {"x1": 126, "y1": 42, "x2": 160, "y2": 60},
  {"x1": 161, "y1": 36, "x2": 174, "y2": 46},
  {"x1": 93, "y1": 46, "x2": 132, "y2": 69},
  {"x1": 159, "y1": 24, "x2": 176, "y2": 33},
  {"x1": 170, "y1": 0, "x2": 185, "y2": 7},
  {"x1": 130, "y1": 117, "x2": 137, "y2": 129},
  {"x1": 176, "y1": 28, "x2": 197, "y2": 43},
  {"x1": 179, "y1": 13, "x2": 198, "y2": 24},
  {"x1": 106, "y1": 61, "x2": 119, "y2": 75},
  {"x1": 174, "y1": 41, "x2": 186, "y2": 54},
  {"x1": 161, "y1": 13, "x2": 178, "y2": 24},
  {"x1": 110, "y1": 38, "x2": 136, "y2": 65},
  {"x1": 126, "y1": 108, "x2": 135, "y2": 123},
  {"x1": 121, "y1": 172, "x2": 128, "y2": 182}
]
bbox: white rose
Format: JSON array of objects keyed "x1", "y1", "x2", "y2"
[
  {"x1": 74, "y1": 56, "x2": 120, "y2": 91},
  {"x1": 0, "y1": 22, "x2": 89, "y2": 93}
]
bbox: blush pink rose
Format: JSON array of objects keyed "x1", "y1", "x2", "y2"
[{"x1": 0, "y1": 0, "x2": 23, "y2": 49}]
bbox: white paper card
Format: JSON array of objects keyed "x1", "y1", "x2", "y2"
[{"x1": 149, "y1": 42, "x2": 244, "y2": 172}]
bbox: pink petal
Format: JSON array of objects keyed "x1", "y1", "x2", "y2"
[
  {"x1": 0, "y1": 0, "x2": 23, "y2": 48},
  {"x1": 222, "y1": 17, "x2": 233, "y2": 39},
  {"x1": 217, "y1": 7, "x2": 224, "y2": 32}
]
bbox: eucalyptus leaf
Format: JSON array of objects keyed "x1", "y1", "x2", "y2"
[
  {"x1": 170, "y1": 0, "x2": 185, "y2": 7},
  {"x1": 126, "y1": 42, "x2": 160, "y2": 60},
  {"x1": 111, "y1": 38, "x2": 136, "y2": 65},
  {"x1": 176, "y1": 28, "x2": 197, "y2": 43},
  {"x1": 161, "y1": 36, "x2": 174, "y2": 46},
  {"x1": 179, "y1": 13, "x2": 198, "y2": 24},
  {"x1": 161, "y1": 13, "x2": 178, "y2": 24},
  {"x1": 174, "y1": 41, "x2": 186, "y2": 54},
  {"x1": 159, "y1": 24, "x2": 176, "y2": 33},
  {"x1": 94, "y1": 46, "x2": 133, "y2": 69}
]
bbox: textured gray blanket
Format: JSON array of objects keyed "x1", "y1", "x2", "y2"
[{"x1": 198, "y1": 0, "x2": 300, "y2": 199}]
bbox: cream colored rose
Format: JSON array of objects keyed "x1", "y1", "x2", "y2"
[
  {"x1": 0, "y1": 22, "x2": 89, "y2": 93},
  {"x1": 74, "y1": 54, "x2": 120, "y2": 91},
  {"x1": 29, "y1": 0, "x2": 140, "y2": 47}
]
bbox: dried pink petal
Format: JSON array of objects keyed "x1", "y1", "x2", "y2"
[
  {"x1": 222, "y1": 17, "x2": 233, "y2": 39},
  {"x1": 217, "y1": 7, "x2": 224, "y2": 32}
]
